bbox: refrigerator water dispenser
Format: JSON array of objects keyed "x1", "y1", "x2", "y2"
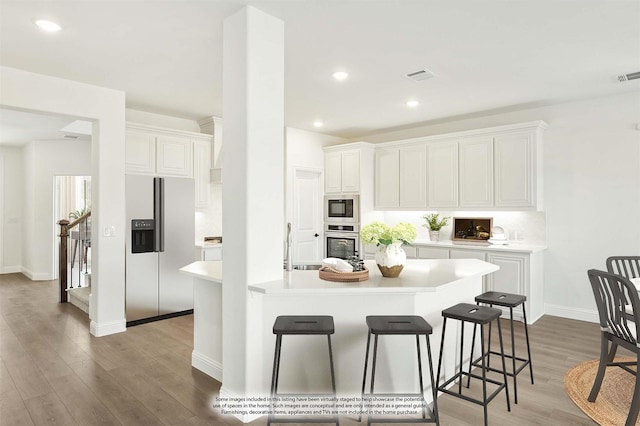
[{"x1": 131, "y1": 219, "x2": 155, "y2": 253}]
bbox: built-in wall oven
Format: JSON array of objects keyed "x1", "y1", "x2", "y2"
[
  {"x1": 325, "y1": 224, "x2": 360, "y2": 260},
  {"x1": 325, "y1": 195, "x2": 359, "y2": 224}
]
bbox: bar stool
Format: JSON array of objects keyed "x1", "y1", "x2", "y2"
[
  {"x1": 436, "y1": 303, "x2": 510, "y2": 426},
  {"x1": 268, "y1": 315, "x2": 338, "y2": 426},
  {"x1": 468, "y1": 292, "x2": 534, "y2": 404},
  {"x1": 359, "y1": 315, "x2": 439, "y2": 426}
]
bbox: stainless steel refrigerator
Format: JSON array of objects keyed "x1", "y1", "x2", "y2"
[{"x1": 125, "y1": 175, "x2": 195, "y2": 325}]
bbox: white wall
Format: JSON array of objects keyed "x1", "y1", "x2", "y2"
[
  {"x1": 357, "y1": 91, "x2": 640, "y2": 322},
  {"x1": 1, "y1": 147, "x2": 23, "y2": 273},
  {"x1": 19, "y1": 140, "x2": 91, "y2": 279},
  {"x1": 0, "y1": 66, "x2": 127, "y2": 337}
]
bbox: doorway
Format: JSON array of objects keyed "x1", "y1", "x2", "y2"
[
  {"x1": 292, "y1": 168, "x2": 323, "y2": 262},
  {"x1": 53, "y1": 175, "x2": 91, "y2": 287}
]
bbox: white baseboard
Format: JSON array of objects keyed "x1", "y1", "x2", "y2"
[
  {"x1": 1, "y1": 266, "x2": 21, "y2": 274},
  {"x1": 192, "y1": 351, "x2": 223, "y2": 382},
  {"x1": 21, "y1": 268, "x2": 53, "y2": 281},
  {"x1": 90, "y1": 319, "x2": 126, "y2": 337},
  {"x1": 544, "y1": 303, "x2": 599, "y2": 323}
]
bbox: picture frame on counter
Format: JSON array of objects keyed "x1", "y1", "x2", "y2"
[{"x1": 453, "y1": 217, "x2": 493, "y2": 243}]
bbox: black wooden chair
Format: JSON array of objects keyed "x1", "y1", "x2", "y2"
[
  {"x1": 607, "y1": 256, "x2": 640, "y2": 280},
  {"x1": 587, "y1": 269, "x2": 640, "y2": 426}
]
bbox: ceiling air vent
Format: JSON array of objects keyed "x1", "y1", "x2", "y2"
[
  {"x1": 618, "y1": 71, "x2": 640, "y2": 82},
  {"x1": 405, "y1": 68, "x2": 437, "y2": 82}
]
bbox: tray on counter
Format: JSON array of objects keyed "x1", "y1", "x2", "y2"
[{"x1": 319, "y1": 265, "x2": 369, "y2": 282}]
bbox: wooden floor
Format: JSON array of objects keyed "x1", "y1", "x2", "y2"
[{"x1": 0, "y1": 273, "x2": 614, "y2": 425}]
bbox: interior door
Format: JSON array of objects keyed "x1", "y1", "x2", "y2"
[{"x1": 293, "y1": 169, "x2": 322, "y2": 262}]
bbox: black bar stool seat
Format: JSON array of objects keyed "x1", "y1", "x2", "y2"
[
  {"x1": 436, "y1": 303, "x2": 510, "y2": 426},
  {"x1": 360, "y1": 315, "x2": 439, "y2": 425},
  {"x1": 471, "y1": 291, "x2": 534, "y2": 404},
  {"x1": 268, "y1": 315, "x2": 338, "y2": 426}
]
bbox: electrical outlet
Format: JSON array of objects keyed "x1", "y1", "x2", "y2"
[{"x1": 103, "y1": 226, "x2": 115, "y2": 237}]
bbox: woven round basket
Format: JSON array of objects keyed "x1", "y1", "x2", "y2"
[{"x1": 318, "y1": 265, "x2": 369, "y2": 282}]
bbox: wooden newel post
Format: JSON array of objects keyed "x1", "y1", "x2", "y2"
[{"x1": 58, "y1": 219, "x2": 69, "y2": 303}]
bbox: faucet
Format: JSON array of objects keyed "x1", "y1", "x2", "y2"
[{"x1": 284, "y1": 222, "x2": 292, "y2": 271}]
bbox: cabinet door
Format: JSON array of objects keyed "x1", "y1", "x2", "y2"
[
  {"x1": 193, "y1": 139, "x2": 211, "y2": 209},
  {"x1": 157, "y1": 135, "x2": 192, "y2": 178},
  {"x1": 494, "y1": 132, "x2": 534, "y2": 207},
  {"x1": 459, "y1": 137, "x2": 493, "y2": 208},
  {"x1": 399, "y1": 145, "x2": 427, "y2": 208},
  {"x1": 450, "y1": 249, "x2": 486, "y2": 260},
  {"x1": 374, "y1": 148, "x2": 399, "y2": 208},
  {"x1": 125, "y1": 130, "x2": 156, "y2": 175},
  {"x1": 486, "y1": 253, "x2": 527, "y2": 317},
  {"x1": 324, "y1": 152, "x2": 342, "y2": 193},
  {"x1": 416, "y1": 247, "x2": 449, "y2": 259},
  {"x1": 427, "y1": 142, "x2": 458, "y2": 207},
  {"x1": 341, "y1": 150, "x2": 360, "y2": 193}
]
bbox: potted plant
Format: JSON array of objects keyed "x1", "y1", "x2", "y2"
[
  {"x1": 360, "y1": 221, "x2": 416, "y2": 277},
  {"x1": 422, "y1": 213, "x2": 449, "y2": 241}
]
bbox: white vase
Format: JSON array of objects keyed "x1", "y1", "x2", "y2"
[
  {"x1": 375, "y1": 242, "x2": 406, "y2": 278},
  {"x1": 429, "y1": 230, "x2": 440, "y2": 241}
]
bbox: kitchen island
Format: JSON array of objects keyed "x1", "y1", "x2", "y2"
[{"x1": 180, "y1": 258, "x2": 498, "y2": 410}]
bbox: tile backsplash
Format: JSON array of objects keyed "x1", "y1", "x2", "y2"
[{"x1": 380, "y1": 210, "x2": 546, "y2": 245}]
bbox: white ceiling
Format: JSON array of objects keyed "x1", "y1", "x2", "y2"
[{"x1": 1, "y1": 0, "x2": 639, "y2": 140}]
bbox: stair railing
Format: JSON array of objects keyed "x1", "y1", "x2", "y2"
[{"x1": 58, "y1": 211, "x2": 91, "y2": 303}]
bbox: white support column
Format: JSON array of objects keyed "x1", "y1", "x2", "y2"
[{"x1": 220, "y1": 5, "x2": 284, "y2": 421}]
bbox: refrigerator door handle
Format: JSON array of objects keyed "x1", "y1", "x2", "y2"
[{"x1": 154, "y1": 177, "x2": 165, "y2": 252}]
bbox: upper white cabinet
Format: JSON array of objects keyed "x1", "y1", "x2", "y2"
[
  {"x1": 459, "y1": 136, "x2": 493, "y2": 208},
  {"x1": 494, "y1": 131, "x2": 539, "y2": 208},
  {"x1": 399, "y1": 145, "x2": 427, "y2": 208},
  {"x1": 324, "y1": 149, "x2": 360, "y2": 193},
  {"x1": 156, "y1": 134, "x2": 192, "y2": 178},
  {"x1": 374, "y1": 148, "x2": 400, "y2": 208},
  {"x1": 341, "y1": 150, "x2": 361, "y2": 193},
  {"x1": 373, "y1": 120, "x2": 546, "y2": 210},
  {"x1": 427, "y1": 141, "x2": 458, "y2": 208},
  {"x1": 125, "y1": 123, "x2": 213, "y2": 208}
]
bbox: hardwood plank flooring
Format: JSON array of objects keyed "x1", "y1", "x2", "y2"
[{"x1": 0, "y1": 272, "x2": 618, "y2": 425}]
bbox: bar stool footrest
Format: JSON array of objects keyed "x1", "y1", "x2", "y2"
[
  {"x1": 470, "y1": 351, "x2": 531, "y2": 378},
  {"x1": 437, "y1": 371, "x2": 507, "y2": 407}
]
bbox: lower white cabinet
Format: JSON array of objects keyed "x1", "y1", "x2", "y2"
[
  {"x1": 407, "y1": 244, "x2": 544, "y2": 324},
  {"x1": 486, "y1": 251, "x2": 543, "y2": 323}
]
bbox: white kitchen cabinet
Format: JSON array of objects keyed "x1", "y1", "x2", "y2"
[
  {"x1": 399, "y1": 145, "x2": 427, "y2": 208},
  {"x1": 324, "y1": 149, "x2": 361, "y2": 193},
  {"x1": 485, "y1": 251, "x2": 543, "y2": 323},
  {"x1": 450, "y1": 248, "x2": 486, "y2": 261},
  {"x1": 156, "y1": 134, "x2": 192, "y2": 178},
  {"x1": 126, "y1": 123, "x2": 213, "y2": 208},
  {"x1": 416, "y1": 246, "x2": 449, "y2": 259},
  {"x1": 374, "y1": 148, "x2": 400, "y2": 208},
  {"x1": 341, "y1": 150, "x2": 361, "y2": 193},
  {"x1": 494, "y1": 131, "x2": 538, "y2": 208},
  {"x1": 459, "y1": 136, "x2": 493, "y2": 208},
  {"x1": 200, "y1": 245, "x2": 223, "y2": 261},
  {"x1": 125, "y1": 130, "x2": 156, "y2": 175},
  {"x1": 324, "y1": 152, "x2": 342, "y2": 193},
  {"x1": 427, "y1": 141, "x2": 458, "y2": 208},
  {"x1": 193, "y1": 139, "x2": 211, "y2": 209}
]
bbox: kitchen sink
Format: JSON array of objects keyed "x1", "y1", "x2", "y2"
[{"x1": 291, "y1": 264, "x2": 323, "y2": 270}]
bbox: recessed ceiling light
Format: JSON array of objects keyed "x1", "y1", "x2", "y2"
[
  {"x1": 35, "y1": 19, "x2": 62, "y2": 32},
  {"x1": 313, "y1": 120, "x2": 324, "y2": 128},
  {"x1": 332, "y1": 71, "x2": 349, "y2": 81},
  {"x1": 406, "y1": 100, "x2": 420, "y2": 108}
]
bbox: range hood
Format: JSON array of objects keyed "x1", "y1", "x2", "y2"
[{"x1": 199, "y1": 116, "x2": 223, "y2": 184}]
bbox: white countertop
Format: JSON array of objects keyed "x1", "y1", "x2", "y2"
[
  {"x1": 180, "y1": 260, "x2": 222, "y2": 283},
  {"x1": 410, "y1": 239, "x2": 546, "y2": 253},
  {"x1": 180, "y1": 258, "x2": 498, "y2": 294}
]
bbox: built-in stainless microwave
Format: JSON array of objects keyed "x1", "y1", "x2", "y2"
[{"x1": 324, "y1": 195, "x2": 359, "y2": 224}]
